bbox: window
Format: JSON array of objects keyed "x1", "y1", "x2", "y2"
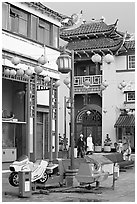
[
  {"x1": 37, "y1": 18, "x2": 50, "y2": 45},
  {"x1": 126, "y1": 91, "x2": 135, "y2": 102},
  {"x1": 2, "y1": 3, "x2": 59, "y2": 49},
  {"x1": 52, "y1": 25, "x2": 59, "y2": 48},
  {"x1": 128, "y1": 55, "x2": 135, "y2": 69},
  {"x1": 9, "y1": 7, "x2": 28, "y2": 36}
]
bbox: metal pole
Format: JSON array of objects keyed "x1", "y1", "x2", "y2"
[
  {"x1": 26, "y1": 81, "x2": 30, "y2": 159},
  {"x1": 49, "y1": 79, "x2": 53, "y2": 165},
  {"x1": 70, "y1": 50, "x2": 75, "y2": 170},
  {"x1": 55, "y1": 87, "x2": 59, "y2": 159},
  {"x1": 64, "y1": 96, "x2": 67, "y2": 150},
  {"x1": 33, "y1": 74, "x2": 37, "y2": 161}
]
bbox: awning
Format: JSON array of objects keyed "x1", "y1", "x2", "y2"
[{"x1": 114, "y1": 114, "x2": 135, "y2": 128}]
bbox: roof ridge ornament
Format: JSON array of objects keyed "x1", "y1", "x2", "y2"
[{"x1": 60, "y1": 10, "x2": 83, "y2": 31}]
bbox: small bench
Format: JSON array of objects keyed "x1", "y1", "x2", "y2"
[{"x1": 103, "y1": 153, "x2": 134, "y2": 169}]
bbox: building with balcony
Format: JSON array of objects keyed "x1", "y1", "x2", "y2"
[
  {"x1": 60, "y1": 18, "x2": 135, "y2": 150},
  {"x1": 2, "y1": 2, "x2": 66, "y2": 162}
]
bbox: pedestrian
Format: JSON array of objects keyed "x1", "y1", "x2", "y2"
[
  {"x1": 123, "y1": 140, "x2": 131, "y2": 161},
  {"x1": 77, "y1": 134, "x2": 85, "y2": 158},
  {"x1": 86, "y1": 133, "x2": 94, "y2": 155}
]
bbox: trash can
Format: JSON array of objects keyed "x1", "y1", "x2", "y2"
[
  {"x1": 18, "y1": 170, "x2": 32, "y2": 198},
  {"x1": 114, "y1": 163, "x2": 119, "y2": 180}
]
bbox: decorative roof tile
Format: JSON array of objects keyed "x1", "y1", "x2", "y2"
[
  {"x1": 124, "y1": 40, "x2": 135, "y2": 50},
  {"x1": 67, "y1": 38, "x2": 123, "y2": 51},
  {"x1": 60, "y1": 21, "x2": 115, "y2": 37}
]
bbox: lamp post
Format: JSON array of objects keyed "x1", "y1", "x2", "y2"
[{"x1": 57, "y1": 49, "x2": 78, "y2": 186}]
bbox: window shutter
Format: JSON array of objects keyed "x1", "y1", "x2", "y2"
[
  {"x1": 31, "y1": 15, "x2": 37, "y2": 41},
  {"x1": 2, "y1": 3, "x2": 9, "y2": 30}
]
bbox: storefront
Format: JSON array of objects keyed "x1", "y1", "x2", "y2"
[{"x1": 114, "y1": 113, "x2": 135, "y2": 151}]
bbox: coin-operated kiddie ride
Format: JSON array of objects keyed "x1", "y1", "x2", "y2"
[{"x1": 76, "y1": 154, "x2": 119, "y2": 189}]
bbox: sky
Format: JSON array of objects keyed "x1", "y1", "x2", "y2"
[{"x1": 44, "y1": 1, "x2": 135, "y2": 34}]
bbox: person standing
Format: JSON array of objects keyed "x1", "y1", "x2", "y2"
[
  {"x1": 86, "y1": 133, "x2": 94, "y2": 155},
  {"x1": 77, "y1": 134, "x2": 85, "y2": 158}
]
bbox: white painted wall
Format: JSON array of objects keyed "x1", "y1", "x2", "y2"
[
  {"x1": 102, "y1": 58, "x2": 117, "y2": 147},
  {"x1": 102, "y1": 55, "x2": 135, "y2": 147}
]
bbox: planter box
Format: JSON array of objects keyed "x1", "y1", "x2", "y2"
[
  {"x1": 104, "y1": 146, "x2": 111, "y2": 152},
  {"x1": 95, "y1": 146, "x2": 102, "y2": 152}
]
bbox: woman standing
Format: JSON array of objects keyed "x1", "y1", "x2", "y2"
[{"x1": 86, "y1": 133, "x2": 94, "y2": 155}]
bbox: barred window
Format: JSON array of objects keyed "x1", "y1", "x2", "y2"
[
  {"x1": 128, "y1": 55, "x2": 135, "y2": 69},
  {"x1": 127, "y1": 91, "x2": 135, "y2": 102}
]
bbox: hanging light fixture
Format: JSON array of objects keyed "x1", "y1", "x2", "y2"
[
  {"x1": 11, "y1": 56, "x2": 20, "y2": 66},
  {"x1": 104, "y1": 54, "x2": 114, "y2": 64},
  {"x1": 83, "y1": 80, "x2": 90, "y2": 87},
  {"x1": 63, "y1": 77, "x2": 70, "y2": 86},
  {"x1": 54, "y1": 80, "x2": 60, "y2": 88},
  {"x1": 100, "y1": 84, "x2": 106, "y2": 91},
  {"x1": 91, "y1": 53, "x2": 102, "y2": 63},
  {"x1": 121, "y1": 80, "x2": 126, "y2": 88},
  {"x1": 16, "y1": 68, "x2": 24, "y2": 76},
  {"x1": 24, "y1": 74, "x2": 30, "y2": 80},
  {"x1": 56, "y1": 51, "x2": 71, "y2": 74},
  {"x1": 10, "y1": 69, "x2": 16, "y2": 76},
  {"x1": 34, "y1": 66, "x2": 43, "y2": 74},
  {"x1": 44, "y1": 75, "x2": 50, "y2": 83},
  {"x1": 25, "y1": 67, "x2": 33, "y2": 76},
  {"x1": 102, "y1": 80, "x2": 108, "y2": 88},
  {"x1": 38, "y1": 55, "x2": 48, "y2": 65},
  {"x1": 118, "y1": 80, "x2": 126, "y2": 90},
  {"x1": 4, "y1": 68, "x2": 10, "y2": 76}
]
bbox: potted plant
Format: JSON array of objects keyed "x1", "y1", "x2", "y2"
[
  {"x1": 94, "y1": 139, "x2": 102, "y2": 152},
  {"x1": 104, "y1": 134, "x2": 112, "y2": 152}
]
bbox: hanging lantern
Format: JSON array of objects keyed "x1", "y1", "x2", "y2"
[
  {"x1": 118, "y1": 84, "x2": 123, "y2": 90},
  {"x1": 4, "y1": 68, "x2": 10, "y2": 76},
  {"x1": 83, "y1": 80, "x2": 90, "y2": 87},
  {"x1": 104, "y1": 54, "x2": 114, "y2": 64},
  {"x1": 10, "y1": 69, "x2": 16, "y2": 76},
  {"x1": 100, "y1": 84, "x2": 106, "y2": 91},
  {"x1": 102, "y1": 80, "x2": 108, "y2": 87},
  {"x1": 54, "y1": 80, "x2": 60, "y2": 88},
  {"x1": 57, "y1": 51, "x2": 71, "y2": 74},
  {"x1": 24, "y1": 74, "x2": 30, "y2": 80},
  {"x1": 25, "y1": 67, "x2": 33, "y2": 76},
  {"x1": 34, "y1": 66, "x2": 43, "y2": 74},
  {"x1": 11, "y1": 56, "x2": 20, "y2": 65},
  {"x1": 63, "y1": 77, "x2": 70, "y2": 86},
  {"x1": 121, "y1": 80, "x2": 126, "y2": 88},
  {"x1": 91, "y1": 54, "x2": 102, "y2": 63},
  {"x1": 38, "y1": 55, "x2": 48, "y2": 65},
  {"x1": 44, "y1": 75, "x2": 50, "y2": 83},
  {"x1": 16, "y1": 68, "x2": 24, "y2": 76}
]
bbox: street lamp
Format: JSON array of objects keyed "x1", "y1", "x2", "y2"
[
  {"x1": 57, "y1": 49, "x2": 78, "y2": 186},
  {"x1": 57, "y1": 49, "x2": 75, "y2": 169}
]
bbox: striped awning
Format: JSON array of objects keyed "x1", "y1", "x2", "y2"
[{"x1": 114, "y1": 114, "x2": 135, "y2": 128}]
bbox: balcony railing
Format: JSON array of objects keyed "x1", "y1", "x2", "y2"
[{"x1": 74, "y1": 75, "x2": 102, "y2": 94}]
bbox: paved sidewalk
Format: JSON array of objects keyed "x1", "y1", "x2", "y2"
[{"x1": 2, "y1": 165, "x2": 135, "y2": 202}]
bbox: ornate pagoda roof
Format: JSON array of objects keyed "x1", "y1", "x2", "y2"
[
  {"x1": 60, "y1": 20, "x2": 117, "y2": 40},
  {"x1": 60, "y1": 19, "x2": 135, "y2": 57}
]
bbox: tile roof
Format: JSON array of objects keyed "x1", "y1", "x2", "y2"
[
  {"x1": 23, "y1": 2, "x2": 63, "y2": 20},
  {"x1": 60, "y1": 21, "x2": 116, "y2": 37},
  {"x1": 114, "y1": 114, "x2": 135, "y2": 127},
  {"x1": 124, "y1": 40, "x2": 135, "y2": 50},
  {"x1": 67, "y1": 38, "x2": 123, "y2": 51}
]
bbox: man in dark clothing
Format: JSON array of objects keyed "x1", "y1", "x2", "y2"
[{"x1": 77, "y1": 134, "x2": 85, "y2": 158}]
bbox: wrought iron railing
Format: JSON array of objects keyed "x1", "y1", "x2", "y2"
[
  {"x1": 74, "y1": 75, "x2": 102, "y2": 86},
  {"x1": 74, "y1": 75, "x2": 102, "y2": 94}
]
